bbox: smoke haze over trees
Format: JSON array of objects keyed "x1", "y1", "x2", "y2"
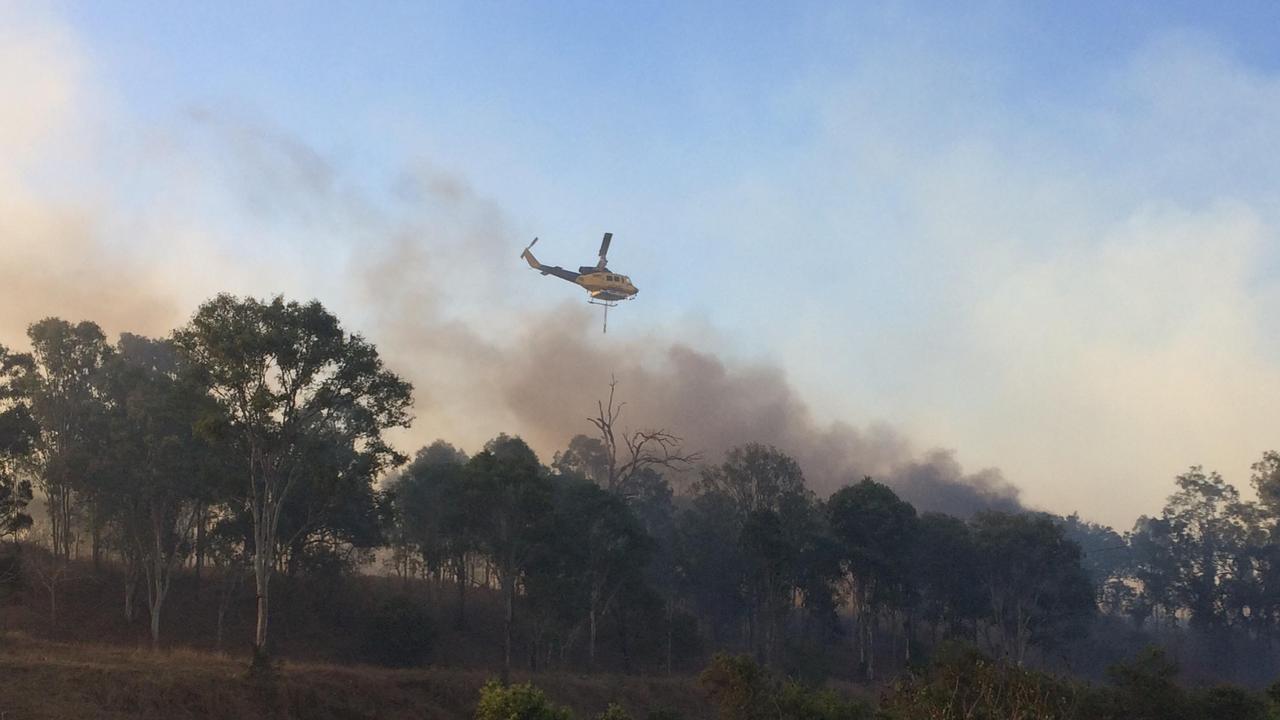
[{"x1": 4, "y1": 294, "x2": 1280, "y2": 699}]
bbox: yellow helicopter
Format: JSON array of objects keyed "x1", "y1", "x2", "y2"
[{"x1": 521, "y1": 233, "x2": 637, "y2": 332}]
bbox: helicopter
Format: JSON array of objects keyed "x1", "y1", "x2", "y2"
[{"x1": 521, "y1": 232, "x2": 637, "y2": 332}]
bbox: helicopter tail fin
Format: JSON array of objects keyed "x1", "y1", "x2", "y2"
[{"x1": 521, "y1": 238, "x2": 542, "y2": 269}]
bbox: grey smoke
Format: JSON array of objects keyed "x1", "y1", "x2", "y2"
[
  {"x1": 2, "y1": 98, "x2": 1023, "y2": 518},
  {"x1": 355, "y1": 198, "x2": 1022, "y2": 516}
]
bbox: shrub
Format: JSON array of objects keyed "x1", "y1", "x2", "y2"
[
  {"x1": 699, "y1": 654, "x2": 772, "y2": 720},
  {"x1": 596, "y1": 703, "x2": 631, "y2": 720},
  {"x1": 879, "y1": 643, "x2": 1080, "y2": 720},
  {"x1": 1192, "y1": 685, "x2": 1268, "y2": 720},
  {"x1": 699, "y1": 653, "x2": 869, "y2": 720},
  {"x1": 475, "y1": 680, "x2": 574, "y2": 720},
  {"x1": 775, "y1": 681, "x2": 869, "y2": 720}
]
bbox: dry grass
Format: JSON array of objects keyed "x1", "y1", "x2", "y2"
[{"x1": 0, "y1": 633, "x2": 710, "y2": 719}]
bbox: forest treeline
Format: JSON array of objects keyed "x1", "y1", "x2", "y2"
[{"x1": 2, "y1": 293, "x2": 1280, "y2": 688}]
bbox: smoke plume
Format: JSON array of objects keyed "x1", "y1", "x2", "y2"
[{"x1": 0, "y1": 8, "x2": 1022, "y2": 518}]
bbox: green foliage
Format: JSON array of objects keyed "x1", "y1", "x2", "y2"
[
  {"x1": 880, "y1": 643, "x2": 1083, "y2": 720},
  {"x1": 699, "y1": 653, "x2": 869, "y2": 720},
  {"x1": 596, "y1": 703, "x2": 631, "y2": 720},
  {"x1": 474, "y1": 680, "x2": 573, "y2": 720},
  {"x1": 0, "y1": 343, "x2": 37, "y2": 541},
  {"x1": 1192, "y1": 685, "x2": 1268, "y2": 720},
  {"x1": 882, "y1": 643, "x2": 1275, "y2": 720},
  {"x1": 358, "y1": 595, "x2": 435, "y2": 668},
  {"x1": 774, "y1": 681, "x2": 869, "y2": 720},
  {"x1": 1081, "y1": 646, "x2": 1189, "y2": 720},
  {"x1": 971, "y1": 511, "x2": 1095, "y2": 662},
  {"x1": 699, "y1": 654, "x2": 772, "y2": 720}
]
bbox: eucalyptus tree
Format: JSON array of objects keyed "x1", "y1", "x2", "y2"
[
  {"x1": 465, "y1": 434, "x2": 552, "y2": 681},
  {"x1": 98, "y1": 333, "x2": 223, "y2": 647},
  {"x1": 970, "y1": 511, "x2": 1094, "y2": 665},
  {"x1": 21, "y1": 318, "x2": 113, "y2": 561},
  {"x1": 911, "y1": 512, "x2": 983, "y2": 643},
  {"x1": 555, "y1": 477, "x2": 651, "y2": 666},
  {"x1": 386, "y1": 440, "x2": 477, "y2": 621},
  {"x1": 0, "y1": 344, "x2": 37, "y2": 543},
  {"x1": 173, "y1": 294, "x2": 412, "y2": 667},
  {"x1": 693, "y1": 443, "x2": 819, "y2": 665},
  {"x1": 828, "y1": 478, "x2": 918, "y2": 679}
]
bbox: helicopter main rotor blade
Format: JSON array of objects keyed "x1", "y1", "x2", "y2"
[{"x1": 597, "y1": 232, "x2": 612, "y2": 267}]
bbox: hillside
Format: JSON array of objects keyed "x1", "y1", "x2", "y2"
[{"x1": 0, "y1": 633, "x2": 711, "y2": 720}]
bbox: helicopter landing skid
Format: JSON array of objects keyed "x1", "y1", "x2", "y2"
[{"x1": 588, "y1": 298, "x2": 618, "y2": 333}]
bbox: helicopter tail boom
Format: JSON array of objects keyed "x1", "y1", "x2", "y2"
[{"x1": 521, "y1": 238, "x2": 581, "y2": 282}]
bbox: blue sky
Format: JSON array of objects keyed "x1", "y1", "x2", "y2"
[{"x1": 4, "y1": 2, "x2": 1280, "y2": 526}]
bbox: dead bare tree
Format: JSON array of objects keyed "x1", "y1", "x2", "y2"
[{"x1": 588, "y1": 377, "x2": 702, "y2": 494}]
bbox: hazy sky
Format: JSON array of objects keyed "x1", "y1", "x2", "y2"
[{"x1": 3, "y1": 2, "x2": 1279, "y2": 527}]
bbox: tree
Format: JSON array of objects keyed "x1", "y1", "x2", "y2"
[
  {"x1": 553, "y1": 434, "x2": 610, "y2": 486},
  {"x1": 1251, "y1": 451, "x2": 1280, "y2": 521},
  {"x1": 0, "y1": 344, "x2": 37, "y2": 543},
  {"x1": 554, "y1": 478, "x2": 651, "y2": 666},
  {"x1": 693, "y1": 444, "x2": 818, "y2": 666},
  {"x1": 588, "y1": 379, "x2": 700, "y2": 494},
  {"x1": 828, "y1": 478, "x2": 918, "y2": 679},
  {"x1": 275, "y1": 419, "x2": 388, "y2": 577},
  {"x1": 696, "y1": 443, "x2": 808, "y2": 525},
  {"x1": 970, "y1": 511, "x2": 1094, "y2": 665},
  {"x1": 467, "y1": 434, "x2": 553, "y2": 682},
  {"x1": 21, "y1": 318, "x2": 113, "y2": 561},
  {"x1": 173, "y1": 294, "x2": 412, "y2": 667},
  {"x1": 911, "y1": 512, "x2": 984, "y2": 644},
  {"x1": 1143, "y1": 467, "x2": 1257, "y2": 631},
  {"x1": 97, "y1": 334, "x2": 220, "y2": 647},
  {"x1": 386, "y1": 440, "x2": 476, "y2": 624},
  {"x1": 675, "y1": 492, "x2": 749, "y2": 646}
]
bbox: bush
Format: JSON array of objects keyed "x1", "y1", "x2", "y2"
[
  {"x1": 1083, "y1": 646, "x2": 1189, "y2": 720},
  {"x1": 879, "y1": 643, "x2": 1080, "y2": 720},
  {"x1": 699, "y1": 653, "x2": 869, "y2": 720},
  {"x1": 358, "y1": 595, "x2": 435, "y2": 667},
  {"x1": 699, "y1": 654, "x2": 772, "y2": 720},
  {"x1": 775, "y1": 682, "x2": 869, "y2": 720},
  {"x1": 596, "y1": 703, "x2": 631, "y2": 720},
  {"x1": 1192, "y1": 685, "x2": 1268, "y2": 720},
  {"x1": 475, "y1": 680, "x2": 574, "y2": 720}
]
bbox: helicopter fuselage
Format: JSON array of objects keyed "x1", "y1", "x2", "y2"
[{"x1": 574, "y1": 271, "x2": 638, "y2": 303}]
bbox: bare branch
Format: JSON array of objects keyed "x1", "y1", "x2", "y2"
[{"x1": 587, "y1": 378, "x2": 701, "y2": 492}]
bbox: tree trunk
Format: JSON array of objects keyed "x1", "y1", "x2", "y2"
[
  {"x1": 194, "y1": 506, "x2": 207, "y2": 592},
  {"x1": 216, "y1": 599, "x2": 228, "y2": 652},
  {"x1": 124, "y1": 570, "x2": 138, "y2": 622},
  {"x1": 866, "y1": 615, "x2": 876, "y2": 681},
  {"x1": 617, "y1": 604, "x2": 633, "y2": 674},
  {"x1": 149, "y1": 593, "x2": 164, "y2": 649},
  {"x1": 589, "y1": 603, "x2": 598, "y2": 668},
  {"x1": 253, "y1": 547, "x2": 271, "y2": 653},
  {"x1": 665, "y1": 596, "x2": 674, "y2": 675},
  {"x1": 501, "y1": 572, "x2": 515, "y2": 683},
  {"x1": 455, "y1": 554, "x2": 468, "y2": 628},
  {"x1": 91, "y1": 509, "x2": 101, "y2": 573}
]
